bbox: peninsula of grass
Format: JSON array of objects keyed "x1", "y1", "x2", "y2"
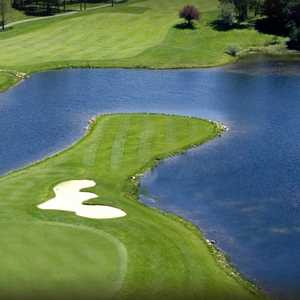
[
  {"x1": 0, "y1": 0, "x2": 292, "y2": 92},
  {"x1": 0, "y1": 114, "x2": 264, "y2": 300}
]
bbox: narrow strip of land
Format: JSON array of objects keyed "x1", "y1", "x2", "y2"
[{"x1": 0, "y1": 113, "x2": 263, "y2": 300}]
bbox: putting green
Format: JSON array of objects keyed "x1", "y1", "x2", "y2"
[
  {"x1": 0, "y1": 114, "x2": 263, "y2": 300},
  {"x1": 0, "y1": 222, "x2": 127, "y2": 300}
]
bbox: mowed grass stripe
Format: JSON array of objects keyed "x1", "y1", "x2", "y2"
[
  {"x1": 110, "y1": 116, "x2": 131, "y2": 171},
  {"x1": 138, "y1": 117, "x2": 155, "y2": 163},
  {"x1": 0, "y1": 0, "x2": 276, "y2": 78},
  {"x1": 82, "y1": 117, "x2": 108, "y2": 168},
  {"x1": 0, "y1": 114, "x2": 262, "y2": 300}
]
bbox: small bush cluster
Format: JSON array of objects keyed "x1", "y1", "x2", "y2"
[{"x1": 225, "y1": 45, "x2": 240, "y2": 57}]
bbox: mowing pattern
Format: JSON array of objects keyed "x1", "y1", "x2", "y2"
[
  {"x1": 0, "y1": 0, "x2": 274, "y2": 74},
  {"x1": 0, "y1": 114, "x2": 262, "y2": 300}
]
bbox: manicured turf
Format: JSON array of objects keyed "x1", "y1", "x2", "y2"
[
  {"x1": 0, "y1": 0, "x2": 276, "y2": 91},
  {"x1": 0, "y1": 114, "x2": 263, "y2": 300},
  {"x1": 0, "y1": 71, "x2": 19, "y2": 92}
]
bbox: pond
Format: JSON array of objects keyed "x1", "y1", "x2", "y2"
[{"x1": 0, "y1": 56, "x2": 300, "y2": 299}]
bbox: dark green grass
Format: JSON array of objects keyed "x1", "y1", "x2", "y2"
[{"x1": 0, "y1": 114, "x2": 264, "y2": 300}]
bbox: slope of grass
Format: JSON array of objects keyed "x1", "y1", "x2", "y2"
[
  {"x1": 0, "y1": 71, "x2": 19, "y2": 92},
  {"x1": 0, "y1": 0, "x2": 277, "y2": 91},
  {"x1": 0, "y1": 114, "x2": 263, "y2": 300}
]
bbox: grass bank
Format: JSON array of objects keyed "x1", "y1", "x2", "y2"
[
  {"x1": 0, "y1": 0, "x2": 288, "y2": 92},
  {"x1": 0, "y1": 70, "x2": 21, "y2": 92},
  {"x1": 0, "y1": 113, "x2": 264, "y2": 300}
]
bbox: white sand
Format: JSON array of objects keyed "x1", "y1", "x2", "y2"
[{"x1": 38, "y1": 180, "x2": 127, "y2": 219}]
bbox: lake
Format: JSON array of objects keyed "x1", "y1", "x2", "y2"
[{"x1": 0, "y1": 56, "x2": 299, "y2": 299}]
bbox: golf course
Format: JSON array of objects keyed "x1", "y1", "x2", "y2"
[
  {"x1": 0, "y1": 0, "x2": 281, "y2": 92},
  {"x1": 1, "y1": 0, "x2": 299, "y2": 298},
  {"x1": 0, "y1": 114, "x2": 262, "y2": 300}
]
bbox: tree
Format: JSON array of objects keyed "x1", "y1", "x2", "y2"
[
  {"x1": 219, "y1": 1, "x2": 236, "y2": 27},
  {"x1": 179, "y1": 5, "x2": 200, "y2": 27},
  {"x1": 288, "y1": 1, "x2": 300, "y2": 26},
  {"x1": 263, "y1": 0, "x2": 289, "y2": 20},
  {"x1": 249, "y1": 0, "x2": 264, "y2": 15},
  {"x1": 219, "y1": 0, "x2": 249, "y2": 22},
  {"x1": 232, "y1": 0, "x2": 249, "y2": 21},
  {"x1": 288, "y1": 21, "x2": 300, "y2": 49},
  {"x1": 0, "y1": 0, "x2": 8, "y2": 31}
]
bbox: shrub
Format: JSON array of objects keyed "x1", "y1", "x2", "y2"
[
  {"x1": 225, "y1": 45, "x2": 240, "y2": 57},
  {"x1": 179, "y1": 5, "x2": 200, "y2": 27}
]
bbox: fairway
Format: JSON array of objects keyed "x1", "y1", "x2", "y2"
[
  {"x1": 0, "y1": 0, "x2": 275, "y2": 91},
  {"x1": 0, "y1": 114, "x2": 262, "y2": 300}
]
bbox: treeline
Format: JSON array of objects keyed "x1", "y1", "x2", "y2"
[
  {"x1": 0, "y1": 0, "x2": 112, "y2": 28},
  {"x1": 12, "y1": 0, "x2": 107, "y2": 15},
  {"x1": 12, "y1": 0, "x2": 67, "y2": 15},
  {"x1": 219, "y1": 0, "x2": 300, "y2": 49},
  {"x1": 0, "y1": 0, "x2": 115, "y2": 30}
]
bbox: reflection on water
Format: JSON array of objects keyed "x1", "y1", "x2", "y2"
[
  {"x1": 0, "y1": 56, "x2": 300, "y2": 299},
  {"x1": 226, "y1": 54, "x2": 300, "y2": 76}
]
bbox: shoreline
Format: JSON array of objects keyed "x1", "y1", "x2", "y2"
[
  {"x1": 1, "y1": 48, "x2": 300, "y2": 93},
  {"x1": 0, "y1": 113, "x2": 265, "y2": 299}
]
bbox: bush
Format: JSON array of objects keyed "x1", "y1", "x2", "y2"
[
  {"x1": 225, "y1": 45, "x2": 240, "y2": 57},
  {"x1": 179, "y1": 5, "x2": 200, "y2": 27}
]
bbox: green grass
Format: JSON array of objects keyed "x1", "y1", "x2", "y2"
[
  {"x1": 0, "y1": 114, "x2": 263, "y2": 300},
  {"x1": 0, "y1": 0, "x2": 279, "y2": 91},
  {"x1": 0, "y1": 71, "x2": 19, "y2": 92},
  {"x1": 5, "y1": 7, "x2": 32, "y2": 23}
]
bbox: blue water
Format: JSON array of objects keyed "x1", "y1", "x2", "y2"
[{"x1": 0, "y1": 57, "x2": 299, "y2": 299}]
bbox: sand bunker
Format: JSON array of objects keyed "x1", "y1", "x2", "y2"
[{"x1": 38, "y1": 180, "x2": 127, "y2": 219}]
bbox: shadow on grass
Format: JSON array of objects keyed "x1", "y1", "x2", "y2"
[
  {"x1": 255, "y1": 17, "x2": 288, "y2": 36},
  {"x1": 209, "y1": 19, "x2": 251, "y2": 31},
  {"x1": 287, "y1": 40, "x2": 300, "y2": 50},
  {"x1": 174, "y1": 22, "x2": 196, "y2": 30}
]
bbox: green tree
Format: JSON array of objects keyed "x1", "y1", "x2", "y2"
[
  {"x1": 288, "y1": 0, "x2": 300, "y2": 25},
  {"x1": 0, "y1": 0, "x2": 8, "y2": 31},
  {"x1": 263, "y1": 0, "x2": 289, "y2": 20},
  {"x1": 288, "y1": 21, "x2": 300, "y2": 49},
  {"x1": 219, "y1": 1, "x2": 236, "y2": 27},
  {"x1": 219, "y1": 0, "x2": 250, "y2": 22},
  {"x1": 233, "y1": 0, "x2": 249, "y2": 21},
  {"x1": 250, "y1": 0, "x2": 264, "y2": 15}
]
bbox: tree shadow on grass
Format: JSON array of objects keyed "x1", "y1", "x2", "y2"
[
  {"x1": 209, "y1": 19, "x2": 251, "y2": 31},
  {"x1": 174, "y1": 22, "x2": 196, "y2": 30},
  {"x1": 287, "y1": 40, "x2": 300, "y2": 51},
  {"x1": 255, "y1": 17, "x2": 288, "y2": 36}
]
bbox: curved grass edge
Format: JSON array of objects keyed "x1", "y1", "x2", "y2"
[
  {"x1": 0, "y1": 113, "x2": 266, "y2": 299},
  {"x1": 1, "y1": 44, "x2": 300, "y2": 94}
]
